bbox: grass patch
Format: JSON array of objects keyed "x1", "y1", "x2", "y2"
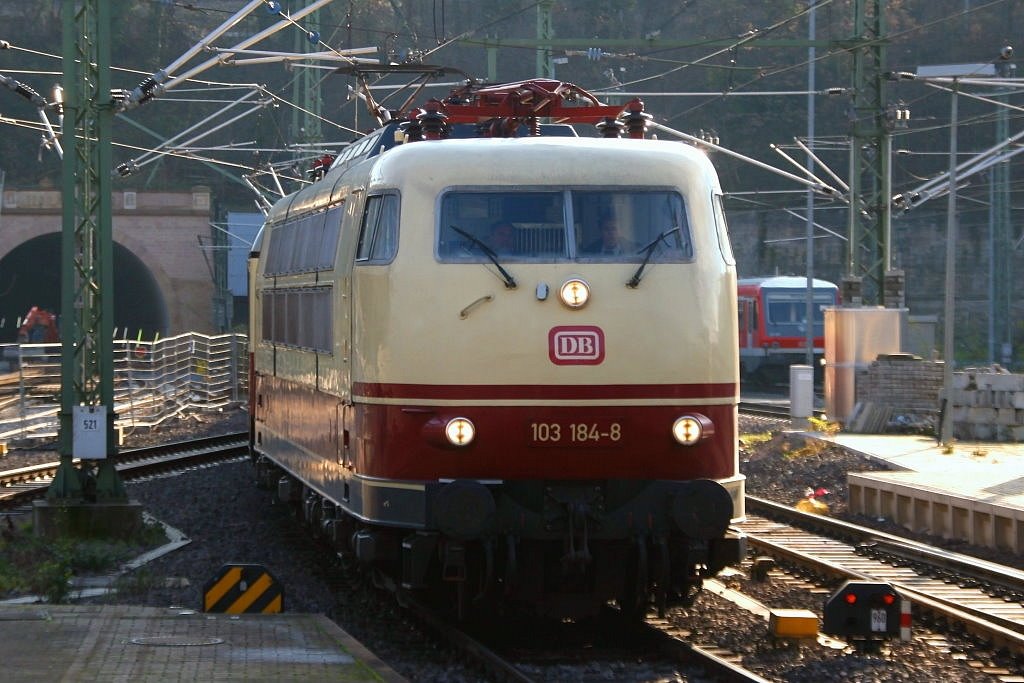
[
  {"x1": 808, "y1": 415, "x2": 841, "y2": 436},
  {"x1": 0, "y1": 516, "x2": 167, "y2": 603},
  {"x1": 739, "y1": 432, "x2": 773, "y2": 449}
]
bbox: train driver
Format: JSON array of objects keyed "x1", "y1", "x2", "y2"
[
  {"x1": 488, "y1": 221, "x2": 516, "y2": 254},
  {"x1": 583, "y1": 215, "x2": 634, "y2": 255}
]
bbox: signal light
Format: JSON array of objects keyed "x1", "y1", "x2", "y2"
[{"x1": 823, "y1": 580, "x2": 905, "y2": 647}]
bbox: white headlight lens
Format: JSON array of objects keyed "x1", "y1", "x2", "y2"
[
  {"x1": 559, "y1": 278, "x2": 590, "y2": 308},
  {"x1": 672, "y1": 416, "x2": 703, "y2": 446},
  {"x1": 445, "y1": 417, "x2": 475, "y2": 446}
]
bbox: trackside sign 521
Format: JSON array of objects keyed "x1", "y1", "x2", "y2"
[{"x1": 549, "y1": 325, "x2": 605, "y2": 365}]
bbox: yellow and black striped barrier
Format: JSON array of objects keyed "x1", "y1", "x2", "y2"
[{"x1": 203, "y1": 564, "x2": 283, "y2": 614}]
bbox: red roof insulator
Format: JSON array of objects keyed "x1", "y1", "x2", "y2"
[
  {"x1": 528, "y1": 117, "x2": 540, "y2": 136},
  {"x1": 307, "y1": 154, "x2": 335, "y2": 179},
  {"x1": 596, "y1": 117, "x2": 623, "y2": 138},
  {"x1": 621, "y1": 97, "x2": 652, "y2": 139},
  {"x1": 418, "y1": 99, "x2": 448, "y2": 140}
]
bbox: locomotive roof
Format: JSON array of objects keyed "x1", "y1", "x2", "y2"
[
  {"x1": 265, "y1": 133, "x2": 721, "y2": 225},
  {"x1": 737, "y1": 276, "x2": 838, "y2": 290}
]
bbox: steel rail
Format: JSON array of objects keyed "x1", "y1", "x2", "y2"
[
  {"x1": 744, "y1": 495, "x2": 1024, "y2": 656},
  {"x1": 0, "y1": 432, "x2": 248, "y2": 510}
]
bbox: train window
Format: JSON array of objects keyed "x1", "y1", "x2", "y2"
[
  {"x1": 763, "y1": 289, "x2": 834, "y2": 337},
  {"x1": 317, "y1": 205, "x2": 344, "y2": 270},
  {"x1": 437, "y1": 189, "x2": 691, "y2": 263},
  {"x1": 573, "y1": 190, "x2": 690, "y2": 261},
  {"x1": 712, "y1": 193, "x2": 736, "y2": 266},
  {"x1": 265, "y1": 222, "x2": 296, "y2": 276},
  {"x1": 264, "y1": 290, "x2": 276, "y2": 342},
  {"x1": 356, "y1": 194, "x2": 399, "y2": 263},
  {"x1": 438, "y1": 191, "x2": 566, "y2": 260},
  {"x1": 263, "y1": 204, "x2": 345, "y2": 276},
  {"x1": 260, "y1": 287, "x2": 333, "y2": 353}
]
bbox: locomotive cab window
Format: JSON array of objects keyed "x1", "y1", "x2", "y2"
[
  {"x1": 437, "y1": 188, "x2": 691, "y2": 263},
  {"x1": 356, "y1": 194, "x2": 399, "y2": 263}
]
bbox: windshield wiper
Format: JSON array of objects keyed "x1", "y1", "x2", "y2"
[
  {"x1": 627, "y1": 225, "x2": 681, "y2": 289},
  {"x1": 450, "y1": 225, "x2": 517, "y2": 289}
]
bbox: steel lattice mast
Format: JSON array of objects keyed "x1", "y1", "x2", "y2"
[
  {"x1": 844, "y1": 0, "x2": 894, "y2": 306},
  {"x1": 49, "y1": 0, "x2": 124, "y2": 502}
]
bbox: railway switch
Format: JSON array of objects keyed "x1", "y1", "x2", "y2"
[{"x1": 823, "y1": 580, "x2": 906, "y2": 644}]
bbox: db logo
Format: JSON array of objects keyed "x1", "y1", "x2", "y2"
[{"x1": 549, "y1": 326, "x2": 605, "y2": 365}]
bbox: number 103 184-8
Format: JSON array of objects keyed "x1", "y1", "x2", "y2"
[{"x1": 529, "y1": 420, "x2": 622, "y2": 446}]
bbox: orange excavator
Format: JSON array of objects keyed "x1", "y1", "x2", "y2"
[{"x1": 16, "y1": 306, "x2": 59, "y2": 343}]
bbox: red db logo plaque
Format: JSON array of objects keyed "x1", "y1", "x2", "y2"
[{"x1": 549, "y1": 326, "x2": 605, "y2": 365}]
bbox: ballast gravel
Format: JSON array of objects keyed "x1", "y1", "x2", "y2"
[{"x1": 6, "y1": 408, "x2": 1021, "y2": 681}]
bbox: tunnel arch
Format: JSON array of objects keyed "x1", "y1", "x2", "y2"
[{"x1": 0, "y1": 233, "x2": 168, "y2": 343}]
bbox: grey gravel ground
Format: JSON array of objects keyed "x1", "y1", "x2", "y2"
[{"x1": 4, "y1": 408, "x2": 1020, "y2": 681}]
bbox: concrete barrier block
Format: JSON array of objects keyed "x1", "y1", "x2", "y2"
[
  {"x1": 952, "y1": 389, "x2": 975, "y2": 406},
  {"x1": 969, "y1": 423, "x2": 994, "y2": 440},
  {"x1": 981, "y1": 374, "x2": 1024, "y2": 392},
  {"x1": 996, "y1": 408, "x2": 1019, "y2": 426},
  {"x1": 967, "y1": 407, "x2": 997, "y2": 424}
]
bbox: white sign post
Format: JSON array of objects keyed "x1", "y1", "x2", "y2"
[{"x1": 73, "y1": 405, "x2": 107, "y2": 459}]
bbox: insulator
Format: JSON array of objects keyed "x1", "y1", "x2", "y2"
[
  {"x1": 403, "y1": 118, "x2": 423, "y2": 143},
  {"x1": 596, "y1": 117, "x2": 622, "y2": 138},
  {"x1": 116, "y1": 160, "x2": 139, "y2": 177},
  {"x1": 620, "y1": 97, "x2": 651, "y2": 140},
  {"x1": 110, "y1": 89, "x2": 129, "y2": 107},
  {"x1": 417, "y1": 99, "x2": 448, "y2": 140}
]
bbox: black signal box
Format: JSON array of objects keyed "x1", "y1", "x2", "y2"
[{"x1": 823, "y1": 580, "x2": 902, "y2": 639}]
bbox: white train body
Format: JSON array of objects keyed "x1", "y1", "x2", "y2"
[{"x1": 250, "y1": 125, "x2": 746, "y2": 618}]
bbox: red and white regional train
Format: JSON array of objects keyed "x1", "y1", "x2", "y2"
[
  {"x1": 737, "y1": 276, "x2": 839, "y2": 383},
  {"x1": 248, "y1": 77, "x2": 746, "y2": 619}
]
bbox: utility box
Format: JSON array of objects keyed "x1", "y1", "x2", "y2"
[
  {"x1": 822, "y1": 580, "x2": 903, "y2": 640},
  {"x1": 790, "y1": 364, "x2": 813, "y2": 421},
  {"x1": 823, "y1": 307, "x2": 904, "y2": 423}
]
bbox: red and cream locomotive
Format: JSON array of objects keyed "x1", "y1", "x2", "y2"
[{"x1": 248, "y1": 75, "x2": 745, "y2": 619}]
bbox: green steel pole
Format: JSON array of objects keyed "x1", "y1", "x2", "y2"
[{"x1": 51, "y1": 0, "x2": 125, "y2": 502}]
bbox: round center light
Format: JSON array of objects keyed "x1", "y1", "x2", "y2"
[
  {"x1": 559, "y1": 278, "x2": 590, "y2": 308},
  {"x1": 445, "y1": 417, "x2": 476, "y2": 446}
]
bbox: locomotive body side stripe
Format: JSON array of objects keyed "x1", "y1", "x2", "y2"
[{"x1": 352, "y1": 381, "x2": 737, "y2": 402}]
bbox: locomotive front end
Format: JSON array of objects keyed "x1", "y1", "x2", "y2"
[{"x1": 346, "y1": 137, "x2": 746, "y2": 618}]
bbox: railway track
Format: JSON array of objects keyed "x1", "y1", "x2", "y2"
[
  {"x1": 397, "y1": 589, "x2": 772, "y2": 682},
  {"x1": 0, "y1": 431, "x2": 248, "y2": 512},
  {"x1": 743, "y1": 495, "x2": 1024, "y2": 663},
  {"x1": 739, "y1": 399, "x2": 827, "y2": 422}
]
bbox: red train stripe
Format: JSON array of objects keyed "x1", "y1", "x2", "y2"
[{"x1": 352, "y1": 382, "x2": 737, "y2": 401}]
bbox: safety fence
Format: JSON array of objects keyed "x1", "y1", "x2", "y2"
[{"x1": 0, "y1": 332, "x2": 248, "y2": 446}]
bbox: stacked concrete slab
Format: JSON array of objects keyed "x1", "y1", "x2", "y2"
[
  {"x1": 845, "y1": 357, "x2": 1024, "y2": 442},
  {"x1": 951, "y1": 369, "x2": 1024, "y2": 442}
]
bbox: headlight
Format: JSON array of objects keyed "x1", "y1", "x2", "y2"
[
  {"x1": 559, "y1": 278, "x2": 590, "y2": 308},
  {"x1": 672, "y1": 414, "x2": 714, "y2": 446},
  {"x1": 445, "y1": 417, "x2": 476, "y2": 446}
]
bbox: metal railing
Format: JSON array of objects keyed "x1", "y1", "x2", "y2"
[{"x1": 0, "y1": 332, "x2": 248, "y2": 446}]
